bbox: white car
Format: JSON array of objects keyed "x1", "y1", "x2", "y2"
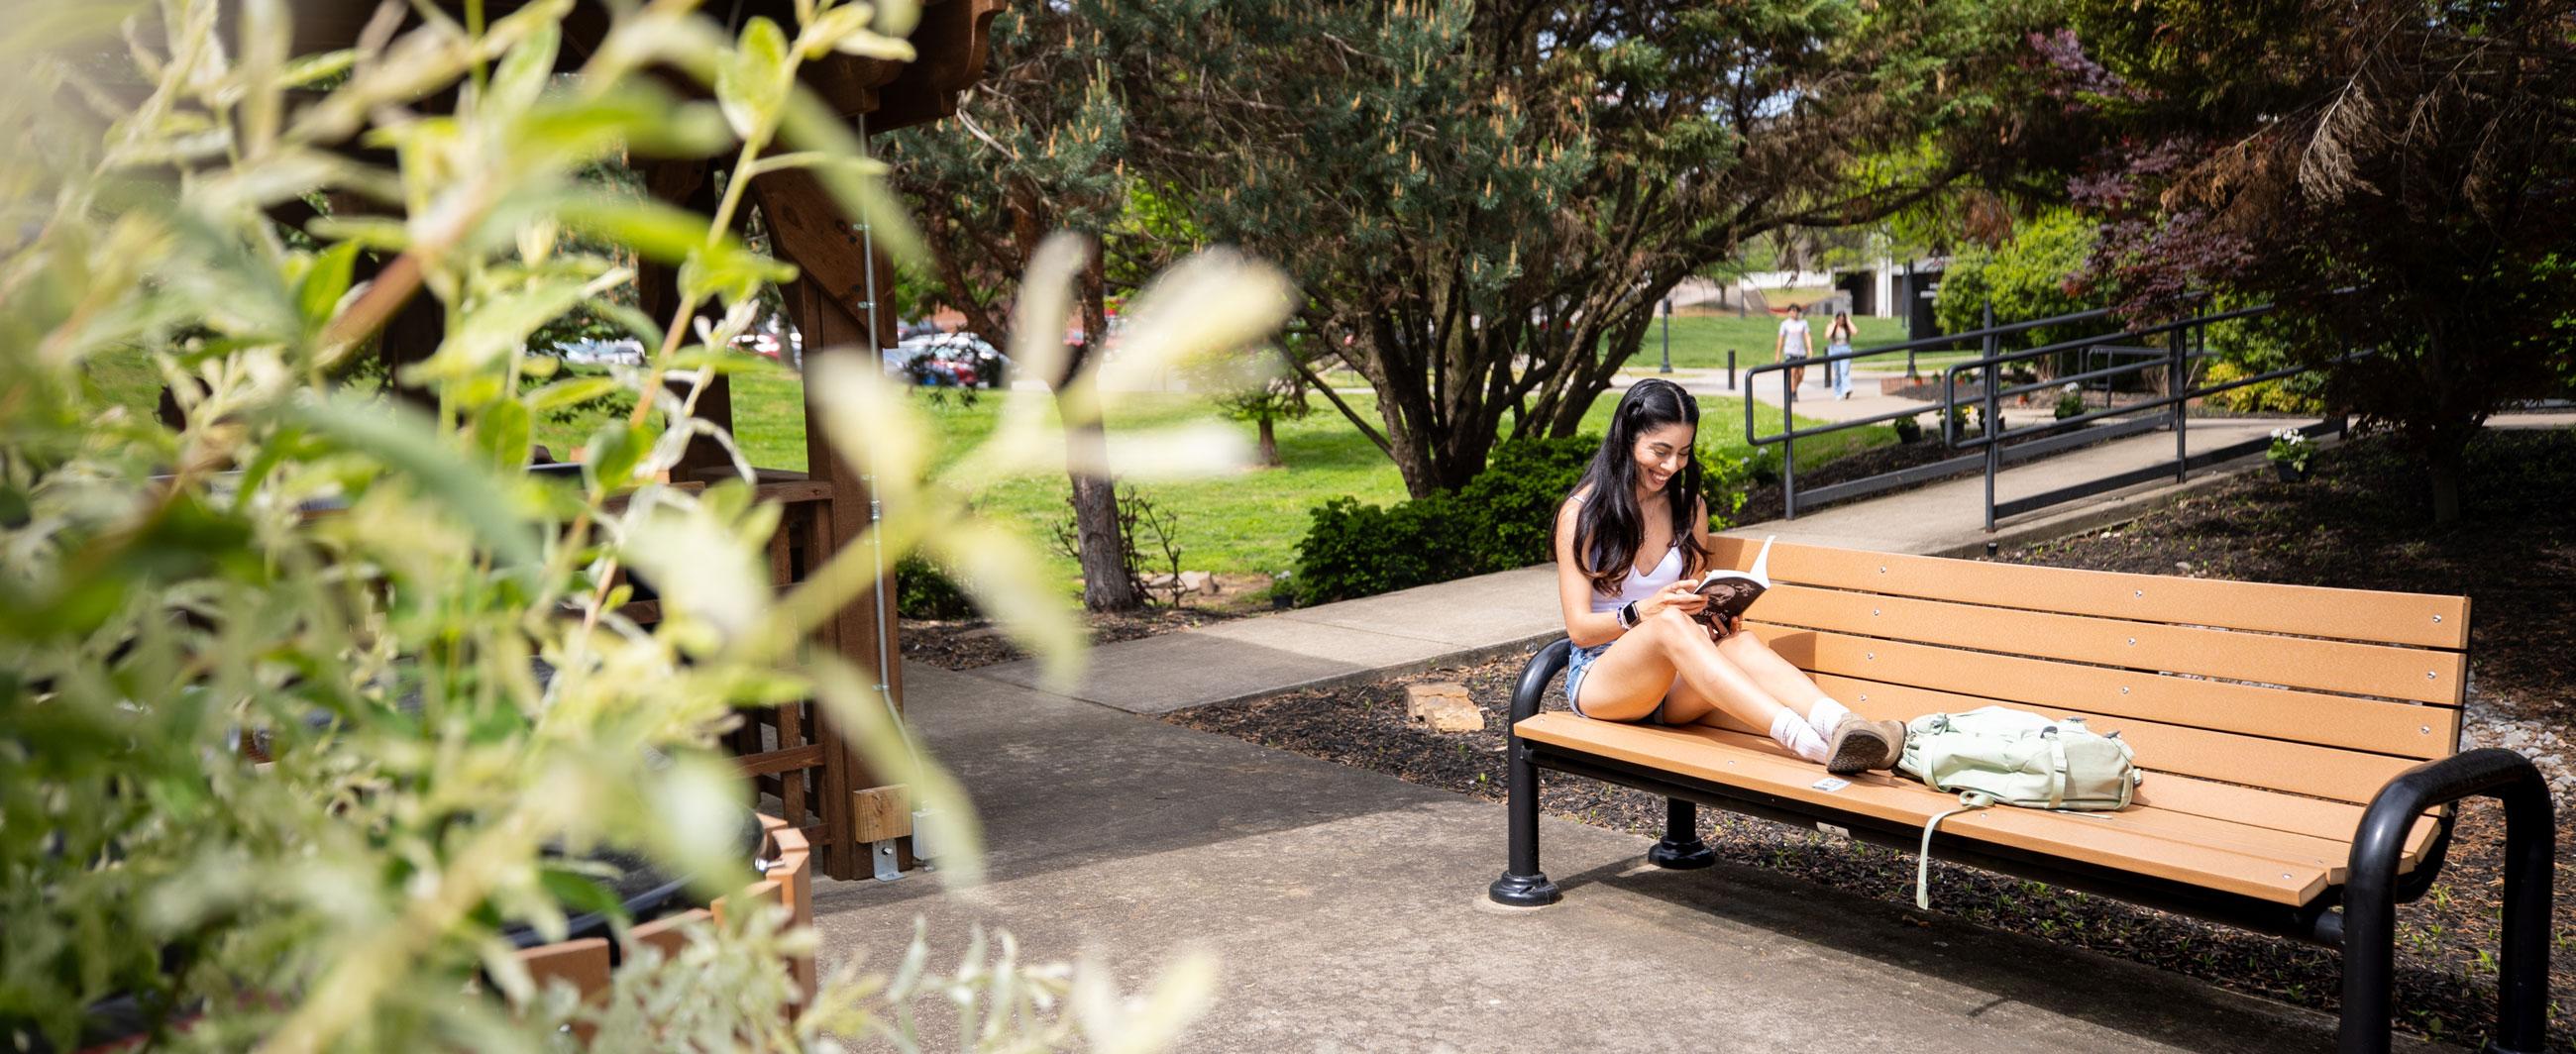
[
  {"x1": 557, "y1": 338, "x2": 644, "y2": 366},
  {"x1": 895, "y1": 332, "x2": 1011, "y2": 388}
]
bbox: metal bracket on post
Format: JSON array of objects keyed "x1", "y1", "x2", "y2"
[{"x1": 868, "y1": 840, "x2": 904, "y2": 882}]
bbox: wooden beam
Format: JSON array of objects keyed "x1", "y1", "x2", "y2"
[{"x1": 852, "y1": 785, "x2": 912, "y2": 843}]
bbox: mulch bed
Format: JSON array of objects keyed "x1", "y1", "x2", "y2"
[
  {"x1": 1732, "y1": 438, "x2": 1958, "y2": 524},
  {"x1": 903, "y1": 606, "x2": 1246, "y2": 670},
  {"x1": 1168, "y1": 425, "x2": 2576, "y2": 1049}
]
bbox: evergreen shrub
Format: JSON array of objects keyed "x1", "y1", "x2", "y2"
[{"x1": 1291, "y1": 434, "x2": 1767, "y2": 605}]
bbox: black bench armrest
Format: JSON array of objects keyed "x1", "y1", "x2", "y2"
[
  {"x1": 1510, "y1": 639, "x2": 1575, "y2": 725},
  {"x1": 2341, "y1": 748, "x2": 2554, "y2": 1054}
]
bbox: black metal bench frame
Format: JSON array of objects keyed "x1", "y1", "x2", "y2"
[{"x1": 1487, "y1": 638, "x2": 2556, "y2": 1054}]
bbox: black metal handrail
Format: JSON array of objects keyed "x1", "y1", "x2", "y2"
[{"x1": 1740, "y1": 297, "x2": 2355, "y2": 530}]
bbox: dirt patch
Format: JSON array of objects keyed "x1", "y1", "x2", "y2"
[{"x1": 1168, "y1": 426, "x2": 2576, "y2": 1048}]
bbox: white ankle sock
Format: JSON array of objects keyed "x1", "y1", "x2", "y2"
[
  {"x1": 1769, "y1": 710, "x2": 1832, "y2": 764},
  {"x1": 1805, "y1": 697, "x2": 1853, "y2": 738}
]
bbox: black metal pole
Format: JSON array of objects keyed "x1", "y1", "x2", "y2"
[
  {"x1": 1649, "y1": 798, "x2": 1716, "y2": 869},
  {"x1": 1782, "y1": 354, "x2": 1799, "y2": 519},
  {"x1": 1982, "y1": 299, "x2": 1998, "y2": 532},
  {"x1": 2170, "y1": 326, "x2": 2188, "y2": 481},
  {"x1": 1660, "y1": 299, "x2": 1672, "y2": 374},
  {"x1": 1490, "y1": 641, "x2": 1571, "y2": 907},
  {"x1": 1727, "y1": 349, "x2": 1736, "y2": 390},
  {"x1": 2338, "y1": 749, "x2": 2553, "y2": 1054}
]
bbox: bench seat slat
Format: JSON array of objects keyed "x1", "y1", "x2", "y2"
[
  {"x1": 1514, "y1": 712, "x2": 2330, "y2": 905},
  {"x1": 1746, "y1": 584, "x2": 2466, "y2": 705},
  {"x1": 1807, "y1": 674, "x2": 2415, "y2": 804},
  {"x1": 1677, "y1": 726, "x2": 2373, "y2": 884},
  {"x1": 1748, "y1": 626, "x2": 2462, "y2": 759},
  {"x1": 2132, "y1": 771, "x2": 2442, "y2": 868},
  {"x1": 1708, "y1": 538, "x2": 2470, "y2": 650},
  {"x1": 1683, "y1": 702, "x2": 2439, "y2": 867}
]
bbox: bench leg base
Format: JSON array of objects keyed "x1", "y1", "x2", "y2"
[
  {"x1": 1487, "y1": 872, "x2": 1560, "y2": 907},
  {"x1": 1648, "y1": 838, "x2": 1717, "y2": 870},
  {"x1": 1650, "y1": 798, "x2": 1716, "y2": 869}
]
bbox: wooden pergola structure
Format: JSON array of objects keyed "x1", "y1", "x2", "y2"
[{"x1": 272, "y1": 0, "x2": 1006, "y2": 881}]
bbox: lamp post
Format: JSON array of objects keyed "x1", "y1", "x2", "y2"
[{"x1": 1660, "y1": 298, "x2": 1672, "y2": 374}]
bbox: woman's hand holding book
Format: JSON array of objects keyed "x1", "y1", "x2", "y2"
[{"x1": 1640, "y1": 580, "x2": 1706, "y2": 620}]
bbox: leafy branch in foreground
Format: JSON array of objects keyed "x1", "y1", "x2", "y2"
[{"x1": 0, "y1": 0, "x2": 1286, "y2": 1049}]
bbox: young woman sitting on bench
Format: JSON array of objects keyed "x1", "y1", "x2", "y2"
[{"x1": 1551, "y1": 378, "x2": 1907, "y2": 774}]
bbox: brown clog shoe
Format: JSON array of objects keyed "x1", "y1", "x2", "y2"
[{"x1": 1824, "y1": 716, "x2": 1908, "y2": 775}]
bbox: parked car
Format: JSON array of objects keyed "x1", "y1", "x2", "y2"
[
  {"x1": 893, "y1": 332, "x2": 1010, "y2": 388},
  {"x1": 557, "y1": 337, "x2": 644, "y2": 366}
]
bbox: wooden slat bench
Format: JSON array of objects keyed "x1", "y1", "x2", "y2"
[{"x1": 1488, "y1": 538, "x2": 2554, "y2": 1054}]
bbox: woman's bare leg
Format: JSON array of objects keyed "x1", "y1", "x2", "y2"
[
  {"x1": 1572, "y1": 609, "x2": 1799, "y2": 735},
  {"x1": 1716, "y1": 631, "x2": 1834, "y2": 712}
]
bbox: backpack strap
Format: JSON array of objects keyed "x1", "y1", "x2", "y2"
[
  {"x1": 1915, "y1": 790, "x2": 1994, "y2": 909},
  {"x1": 2046, "y1": 730, "x2": 2069, "y2": 809}
]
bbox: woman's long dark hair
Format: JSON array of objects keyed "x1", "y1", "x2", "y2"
[{"x1": 1556, "y1": 378, "x2": 1707, "y2": 594}]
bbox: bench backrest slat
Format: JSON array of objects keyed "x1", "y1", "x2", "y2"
[
  {"x1": 1710, "y1": 537, "x2": 2469, "y2": 650},
  {"x1": 1751, "y1": 628, "x2": 2463, "y2": 760},
  {"x1": 1701, "y1": 540, "x2": 2471, "y2": 805},
  {"x1": 1810, "y1": 672, "x2": 2415, "y2": 803},
  {"x1": 1751, "y1": 584, "x2": 2466, "y2": 705}
]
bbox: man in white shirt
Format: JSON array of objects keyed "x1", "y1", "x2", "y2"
[{"x1": 1774, "y1": 302, "x2": 1812, "y2": 393}]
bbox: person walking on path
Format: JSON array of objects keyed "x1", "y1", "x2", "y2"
[
  {"x1": 1825, "y1": 310, "x2": 1857, "y2": 399},
  {"x1": 1774, "y1": 303, "x2": 1812, "y2": 394},
  {"x1": 1549, "y1": 378, "x2": 1905, "y2": 774}
]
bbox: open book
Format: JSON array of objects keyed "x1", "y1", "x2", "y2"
[{"x1": 1691, "y1": 536, "x2": 1775, "y2": 629}]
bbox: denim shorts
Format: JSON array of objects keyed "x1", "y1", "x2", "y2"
[{"x1": 1565, "y1": 641, "x2": 1664, "y2": 724}]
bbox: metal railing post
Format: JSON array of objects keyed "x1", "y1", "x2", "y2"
[
  {"x1": 1982, "y1": 300, "x2": 1998, "y2": 532},
  {"x1": 1782, "y1": 359, "x2": 1798, "y2": 519},
  {"x1": 1727, "y1": 349, "x2": 1736, "y2": 390},
  {"x1": 2170, "y1": 325, "x2": 2189, "y2": 480},
  {"x1": 1660, "y1": 299, "x2": 1672, "y2": 374}
]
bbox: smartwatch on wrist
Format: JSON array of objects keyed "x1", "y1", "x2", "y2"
[{"x1": 1617, "y1": 600, "x2": 1640, "y2": 629}]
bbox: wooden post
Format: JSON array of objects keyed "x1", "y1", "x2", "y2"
[{"x1": 634, "y1": 159, "x2": 737, "y2": 486}]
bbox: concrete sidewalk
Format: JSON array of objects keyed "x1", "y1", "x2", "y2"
[{"x1": 814, "y1": 664, "x2": 2443, "y2": 1052}]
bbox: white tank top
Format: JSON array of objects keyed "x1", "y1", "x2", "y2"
[{"x1": 1593, "y1": 544, "x2": 1684, "y2": 613}]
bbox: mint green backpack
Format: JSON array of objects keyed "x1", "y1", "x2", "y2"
[{"x1": 1897, "y1": 706, "x2": 2143, "y2": 908}]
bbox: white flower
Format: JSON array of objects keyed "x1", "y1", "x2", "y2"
[{"x1": 2062, "y1": 382, "x2": 2080, "y2": 394}]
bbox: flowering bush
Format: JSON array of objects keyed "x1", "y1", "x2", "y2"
[
  {"x1": 2053, "y1": 381, "x2": 2087, "y2": 420},
  {"x1": 2268, "y1": 428, "x2": 2314, "y2": 473}
]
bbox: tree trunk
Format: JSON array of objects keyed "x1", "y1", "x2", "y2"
[
  {"x1": 2420, "y1": 426, "x2": 2473, "y2": 527},
  {"x1": 1065, "y1": 418, "x2": 1138, "y2": 610},
  {"x1": 1255, "y1": 415, "x2": 1281, "y2": 467},
  {"x1": 1064, "y1": 243, "x2": 1140, "y2": 611}
]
